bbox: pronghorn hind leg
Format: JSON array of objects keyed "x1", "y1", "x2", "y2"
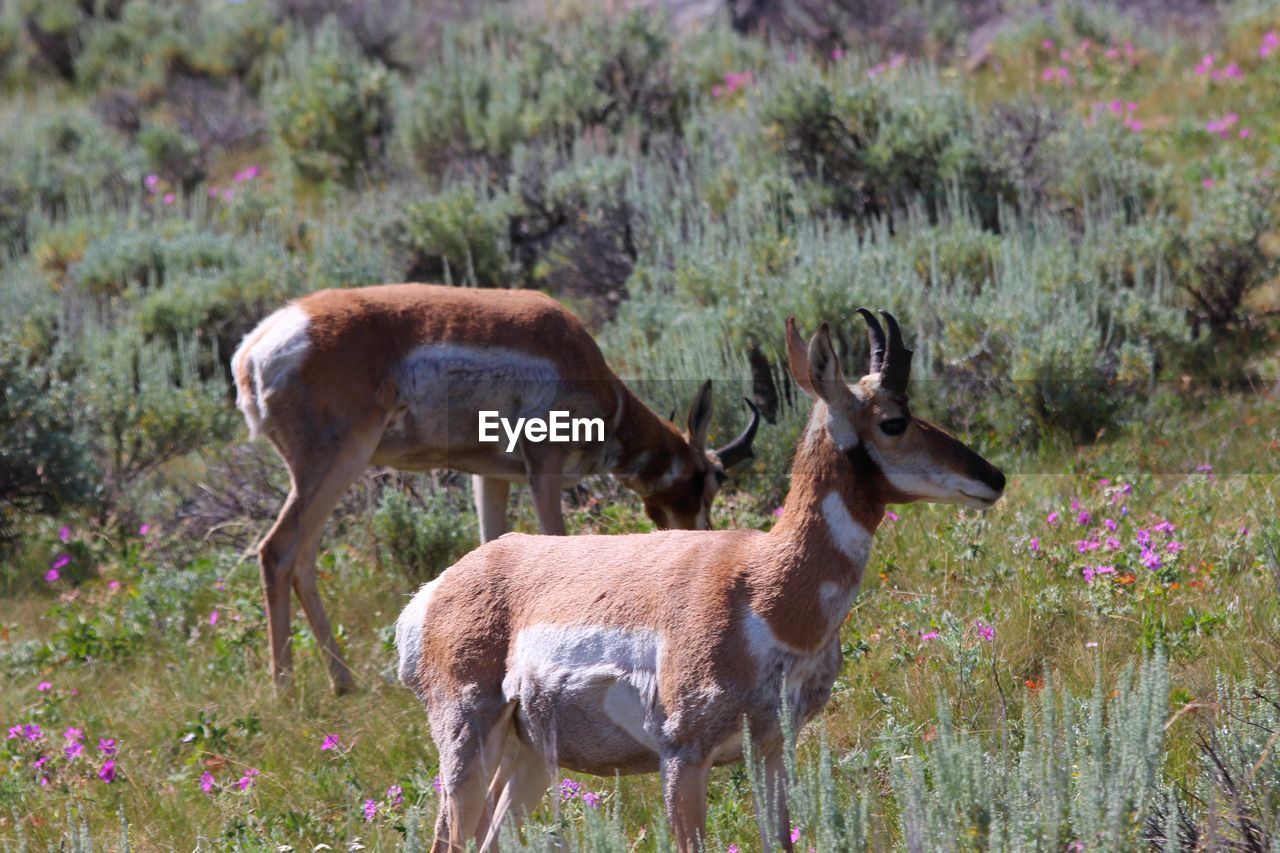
[
  {"x1": 432, "y1": 701, "x2": 516, "y2": 851},
  {"x1": 474, "y1": 476, "x2": 511, "y2": 544},
  {"x1": 478, "y1": 725, "x2": 552, "y2": 851},
  {"x1": 759, "y1": 744, "x2": 794, "y2": 853},
  {"x1": 523, "y1": 444, "x2": 567, "y2": 536},
  {"x1": 661, "y1": 752, "x2": 712, "y2": 853},
  {"x1": 259, "y1": 408, "x2": 387, "y2": 694}
]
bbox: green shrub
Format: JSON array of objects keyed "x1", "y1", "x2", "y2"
[
  {"x1": 370, "y1": 488, "x2": 473, "y2": 582},
  {"x1": 267, "y1": 17, "x2": 393, "y2": 185},
  {"x1": 137, "y1": 122, "x2": 205, "y2": 190},
  {"x1": 397, "y1": 183, "x2": 515, "y2": 286},
  {"x1": 0, "y1": 338, "x2": 98, "y2": 548}
]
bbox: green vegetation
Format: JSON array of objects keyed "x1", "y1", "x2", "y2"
[{"x1": 0, "y1": 0, "x2": 1278, "y2": 848}]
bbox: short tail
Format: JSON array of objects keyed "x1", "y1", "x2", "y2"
[
  {"x1": 230, "y1": 336, "x2": 262, "y2": 440},
  {"x1": 395, "y1": 577, "x2": 442, "y2": 694}
]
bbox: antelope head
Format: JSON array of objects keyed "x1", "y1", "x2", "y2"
[
  {"x1": 787, "y1": 311, "x2": 1005, "y2": 509},
  {"x1": 641, "y1": 381, "x2": 761, "y2": 530}
]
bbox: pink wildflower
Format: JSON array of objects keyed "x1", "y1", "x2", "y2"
[
  {"x1": 37, "y1": 681, "x2": 51, "y2": 692},
  {"x1": 1047, "y1": 511, "x2": 1060, "y2": 525},
  {"x1": 108, "y1": 580, "x2": 121, "y2": 591},
  {"x1": 1194, "y1": 53, "x2": 1214, "y2": 75},
  {"x1": 1260, "y1": 30, "x2": 1279, "y2": 58},
  {"x1": 237, "y1": 767, "x2": 259, "y2": 790},
  {"x1": 209, "y1": 609, "x2": 219, "y2": 627},
  {"x1": 791, "y1": 827, "x2": 802, "y2": 844},
  {"x1": 561, "y1": 778, "x2": 582, "y2": 800},
  {"x1": 233, "y1": 166, "x2": 260, "y2": 183},
  {"x1": 200, "y1": 771, "x2": 215, "y2": 793},
  {"x1": 1077, "y1": 510, "x2": 1091, "y2": 526},
  {"x1": 1166, "y1": 540, "x2": 1184, "y2": 554},
  {"x1": 1103, "y1": 518, "x2": 1118, "y2": 531},
  {"x1": 1041, "y1": 38, "x2": 1054, "y2": 50},
  {"x1": 432, "y1": 776, "x2": 443, "y2": 795},
  {"x1": 22, "y1": 724, "x2": 42, "y2": 741},
  {"x1": 386, "y1": 784, "x2": 404, "y2": 808},
  {"x1": 138, "y1": 523, "x2": 151, "y2": 536},
  {"x1": 885, "y1": 510, "x2": 899, "y2": 522},
  {"x1": 583, "y1": 791, "x2": 602, "y2": 808},
  {"x1": 1202, "y1": 178, "x2": 1216, "y2": 188},
  {"x1": 59, "y1": 526, "x2": 70, "y2": 542},
  {"x1": 831, "y1": 47, "x2": 845, "y2": 61},
  {"x1": 975, "y1": 619, "x2": 995, "y2": 642},
  {"x1": 144, "y1": 174, "x2": 160, "y2": 192},
  {"x1": 363, "y1": 798, "x2": 378, "y2": 821},
  {"x1": 919, "y1": 630, "x2": 939, "y2": 642},
  {"x1": 321, "y1": 733, "x2": 341, "y2": 751},
  {"x1": 162, "y1": 192, "x2": 176, "y2": 206},
  {"x1": 97, "y1": 759, "x2": 116, "y2": 783},
  {"x1": 1029, "y1": 537, "x2": 1040, "y2": 552},
  {"x1": 65, "y1": 741, "x2": 84, "y2": 760},
  {"x1": 1105, "y1": 537, "x2": 1122, "y2": 551},
  {"x1": 98, "y1": 738, "x2": 116, "y2": 756},
  {"x1": 1141, "y1": 548, "x2": 1162, "y2": 570}
]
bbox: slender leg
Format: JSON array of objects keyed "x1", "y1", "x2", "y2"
[
  {"x1": 661, "y1": 752, "x2": 712, "y2": 853},
  {"x1": 523, "y1": 445, "x2": 567, "y2": 536},
  {"x1": 478, "y1": 727, "x2": 551, "y2": 851},
  {"x1": 759, "y1": 745, "x2": 793, "y2": 852},
  {"x1": 432, "y1": 702, "x2": 516, "y2": 852},
  {"x1": 473, "y1": 476, "x2": 511, "y2": 544},
  {"x1": 258, "y1": 489, "x2": 302, "y2": 690}
]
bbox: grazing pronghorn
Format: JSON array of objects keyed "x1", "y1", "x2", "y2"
[
  {"x1": 395, "y1": 310, "x2": 1006, "y2": 852},
  {"x1": 232, "y1": 284, "x2": 758, "y2": 693}
]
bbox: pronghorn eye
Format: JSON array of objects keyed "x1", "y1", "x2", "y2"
[{"x1": 880, "y1": 418, "x2": 908, "y2": 437}]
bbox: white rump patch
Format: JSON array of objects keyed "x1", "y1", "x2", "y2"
[
  {"x1": 821, "y1": 491, "x2": 871, "y2": 565},
  {"x1": 231, "y1": 304, "x2": 311, "y2": 438},
  {"x1": 395, "y1": 576, "x2": 443, "y2": 690}
]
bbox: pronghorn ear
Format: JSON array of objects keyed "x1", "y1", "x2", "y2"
[
  {"x1": 806, "y1": 323, "x2": 852, "y2": 405},
  {"x1": 686, "y1": 379, "x2": 713, "y2": 452},
  {"x1": 786, "y1": 317, "x2": 819, "y2": 401}
]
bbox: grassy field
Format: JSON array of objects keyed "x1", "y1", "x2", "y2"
[{"x1": 1, "y1": 0, "x2": 1279, "y2": 849}]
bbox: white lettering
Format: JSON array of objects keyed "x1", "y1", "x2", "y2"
[{"x1": 478, "y1": 411, "x2": 607, "y2": 452}]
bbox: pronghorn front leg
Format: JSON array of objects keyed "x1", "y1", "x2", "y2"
[
  {"x1": 760, "y1": 745, "x2": 794, "y2": 853},
  {"x1": 473, "y1": 476, "x2": 511, "y2": 544},
  {"x1": 661, "y1": 752, "x2": 712, "y2": 853},
  {"x1": 523, "y1": 444, "x2": 567, "y2": 536}
]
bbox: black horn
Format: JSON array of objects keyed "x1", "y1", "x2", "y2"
[
  {"x1": 878, "y1": 309, "x2": 913, "y2": 396},
  {"x1": 856, "y1": 307, "x2": 886, "y2": 374},
  {"x1": 715, "y1": 398, "x2": 760, "y2": 469}
]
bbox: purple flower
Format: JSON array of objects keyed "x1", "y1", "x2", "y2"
[
  {"x1": 64, "y1": 727, "x2": 84, "y2": 742},
  {"x1": 386, "y1": 784, "x2": 404, "y2": 808},
  {"x1": 1029, "y1": 537, "x2": 1040, "y2": 552},
  {"x1": 1105, "y1": 537, "x2": 1122, "y2": 551},
  {"x1": 65, "y1": 741, "x2": 84, "y2": 760},
  {"x1": 162, "y1": 192, "x2": 176, "y2": 206},
  {"x1": 37, "y1": 681, "x2": 51, "y2": 692},
  {"x1": 58, "y1": 526, "x2": 71, "y2": 543},
  {"x1": 432, "y1": 775, "x2": 443, "y2": 795},
  {"x1": 200, "y1": 771, "x2": 216, "y2": 793},
  {"x1": 22, "y1": 724, "x2": 42, "y2": 742},
  {"x1": 1136, "y1": 529, "x2": 1151, "y2": 547},
  {"x1": 1167, "y1": 540, "x2": 1184, "y2": 554},
  {"x1": 560, "y1": 778, "x2": 582, "y2": 800},
  {"x1": 885, "y1": 510, "x2": 899, "y2": 522},
  {"x1": 1077, "y1": 511, "x2": 1091, "y2": 526},
  {"x1": 209, "y1": 610, "x2": 219, "y2": 627},
  {"x1": 1076, "y1": 539, "x2": 1100, "y2": 553},
  {"x1": 772, "y1": 506, "x2": 784, "y2": 518},
  {"x1": 44, "y1": 568, "x2": 60, "y2": 583},
  {"x1": 51, "y1": 554, "x2": 71, "y2": 570},
  {"x1": 363, "y1": 798, "x2": 378, "y2": 821},
  {"x1": 1047, "y1": 511, "x2": 1060, "y2": 526},
  {"x1": 1103, "y1": 518, "x2": 1117, "y2": 531},
  {"x1": 1154, "y1": 520, "x2": 1175, "y2": 534},
  {"x1": 321, "y1": 733, "x2": 340, "y2": 751},
  {"x1": 233, "y1": 166, "x2": 260, "y2": 184},
  {"x1": 1239, "y1": 526, "x2": 1250, "y2": 537},
  {"x1": 144, "y1": 174, "x2": 160, "y2": 191},
  {"x1": 98, "y1": 738, "x2": 116, "y2": 756},
  {"x1": 237, "y1": 767, "x2": 259, "y2": 790},
  {"x1": 974, "y1": 620, "x2": 995, "y2": 642},
  {"x1": 728, "y1": 846, "x2": 741, "y2": 853},
  {"x1": 1261, "y1": 30, "x2": 1279, "y2": 58},
  {"x1": 98, "y1": 759, "x2": 116, "y2": 783},
  {"x1": 33, "y1": 754, "x2": 49, "y2": 769},
  {"x1": 1082, "y1": 566, "x2": 1096, "y2": 583},
  {"x1": 138, "y1": 523, "x2": 151, "y2": 536},
  {"x1": 919, "y1": 630, "x2": 939, "y2": 642},
  {"x1": 583, "y1": 791, "x2": 602, "y2": 808},
  {"x1": 6, "y1": 726, "x2": 21, "y2": 740},
  {"x1": 791, "y1": 827, "x2": 802, "y2": 844},
  {"x1": 1141, "y1": 548, "x2": 1162, "y2": 570}
]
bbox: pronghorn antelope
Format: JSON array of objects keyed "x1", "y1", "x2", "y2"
[
  {"x1": 395, "y1": 310, "x2": 1006, "y2": 852},
  {"x1": 231, "y1": 284, "x2": 759, "y2": 693}
]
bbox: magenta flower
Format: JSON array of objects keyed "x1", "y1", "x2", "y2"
[
  {"x1": 386, "y1": 784, "x2": 404, "y2": 808},
  {"x1": 59, "y1": 526, "x2": 71, "y2": 543},
  {"x1": 1167, "y1": 540, "x2": 1184, "y2": 554},
  {"x1": 1076, "y1": 539, "x2": 1100, "y2": 553},
  {"x1": 37, "y1": 681, "x2": 51, "y2": 692},
  {"x1": 1103, "y1": 518, "x2": 1117, "y2": 531},
  {"x1": 209, "y1": 610, "x2": 219, "y2": 627},
  {"x1": 237, "y1": 767, "x2": 259, "y2": 790},
  {"x1": 772, "y1": 506, "x2": 784, "y2": 518},
  {"x1": 432, "y1": 775, "x2": 443, "y2": 795},
  {"x1": 791, "y1": 827, "x2": 802, "y2": 844},
  {"x1": 1195, "y1": 463, "x2": 1213, "y2": 474},
  {"x1": 65, "y1": 741, "x2": 84, "y2": 760},
  {"x1": 139, "y1": 523, "x2": 151, "y2": 536},
  {"x1": 1206, "y1": 114, "x2": 1239, "y2": 138},
  {"x1": 1105, "y1": 537, "x2": 1122, "y2": 551},
  {"x1": 728, "y1": 846, "x2": 741, "y2": 853},
  {"x1": 51, "y1": 554, "x2": 71, "y2": 571},
  {"x1": 1141, "y1": 548, "x2": 1162, "y2": 570},
  {"x1": 1041, "y1": 38, "x2": 1054, "y2": 50},
  {"x1": 1154, "y1": 520, "x2": 1176, "y2": 534},
  {"x1": 33, "y1": 754, "x2": 49, "y2": 769},
  {"x1": 1194, "y1": 53, "x2": 1214, "y2": 75},
  {"x1": 583, "y1": 791, "x2": 602, "y2": 808},
  {"x1": 919, "y1": 630, "x2": 939, "y2": 642},
  {"x1": 1077, "y1": 511, "x2": 1091, "y2": 526},
  {"x1": 108, "y1": 580, "x2": 121, "y2": 591},
  {"x1": 1029, "y1": 537, "x2": 1040, "y2": 552},
  {"x1": 233, "y1": 166, "x2": 260, "y2": 184},
  {"x1": 1082, "y1": 566, "x2": 1095, "y2": 583},
  {"x1": 200, "y1": 771, "x2": 216, "y2": 793},
  {"x1": 98, "y1": 759, "x2": 116, "y2": 783},
  {"x1": 45, "y1": 568, "x2": 60, "y2": 583},
  {"x1": 162, "y1": 192, "x2": 176, "y2": 206},
  {"x1": 144, "y1": 174, "x2": 160, "y2": 192},
  {"x1": 885, "y1": 510, "x2": 899, "y2": 522},
  {"x1": 363, "y1": 798, "x2": 378, "y2": 821},
  {"x1": 1136, "y1": 529, "x2": 1151, "y2": 546},
  {"x1": 560, "y1": 778, "x2": 582, "y2": 800},
  {"x1": 98, "y1": 738, "x2": 116, "y2": 755},
  {"x1": 1202, "y1": 178, "x2": 1216, "y2": 188},
  {"x1": 831, "y1": 47, "x2": 845, "y2": 61},
  {"x1": 23, "y1": 724, "x2": 42, "y2": 742},
  {"x1": 1260, "y1": 30, "x2": 1279, "y2": 58},
  {"x1": 1047, "y1": 511, "x2": 1060, "y2": 525},
  {"x1": 6, "y1": 726, "x2": 20, "y2": 740},
  {"x1": 321, "y1": 733, "x2": 341, "y2": 751},
  {"x1": 974, "y1": 619, "x2": 995, "y2": 642},
  {"x1": 1239, "y1": 127, "x2": 1252, "y2": 139},
  {"x1": 64, "y1": 727, "x2": 83, "y2": 743}
]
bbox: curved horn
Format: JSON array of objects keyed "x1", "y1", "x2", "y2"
[
  {"x1": 715, "y1": 398, "x2": 761, "y2": 469},
  {"x1": 878, "y1": 309, "x2": 914, "y2": 395},
  {"x1": 856, "y1": 307, "x2": 886, "y2": 374}
]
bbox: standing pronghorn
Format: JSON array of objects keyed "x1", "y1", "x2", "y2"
[
  {"x1": 232, "y1": 284, "x2": 758, "y2": 694},
  {"x1": 395, "y1": 309, "x2": 1006, "y2": 852}
]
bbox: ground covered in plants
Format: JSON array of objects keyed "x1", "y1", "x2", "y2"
[{"x1": 1, "y1": 0, "x2": 1279, "y2": 848}]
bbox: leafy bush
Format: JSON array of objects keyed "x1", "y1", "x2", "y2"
[
  {"x1": 0, "y1": 339, "x2": 97, "y2": 548},
  {"x1": 267, "y1": 17, "x2": 393, "y2": 184},
  {"x1": 397, "y1": 183, "x2": 515, "y2": 286},
  {"x1": 369, "y1": 488, "x2": 473, "y2": 582}
]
